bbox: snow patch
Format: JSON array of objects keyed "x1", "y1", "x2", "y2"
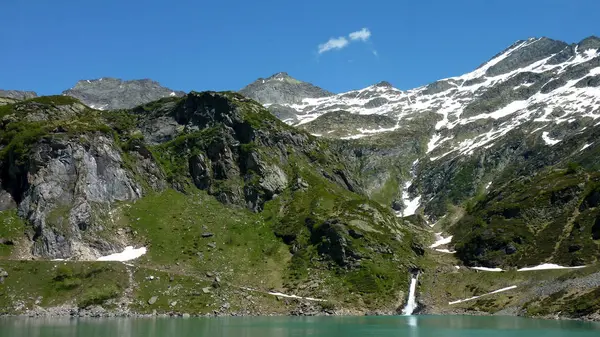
[
  {"x1": 542, "y1": 132, "x2": 561, "y2": 145},
  {"x1": 580, "y1": 143, "x2": 592, "y2": 152},
  {"x1": 400, "y1": 160, "x2": 421, "y2": 217},
  {"x1": 97, "y1": 246, "x2": 147, "y2": 262},
  {"x1": 267, "y1": 291, "x2": 325, "y2": 302},
  {"x1": 471, "y1": 267, "x2": 504, "y2": 272},
  {"x1": 240, "y1": 287, "x2": 325, "y2": 302},
  {"x1": 435, "y1": 249, "x2": 456, "y2": 254},
  {"x1": 517, "y1": 263, "x2": 586, "y2": 271},
  {"x1": 430, "y1": 233, "x2": 452, "y2": 248},
  {"x1": 401, "y1": 183, "x2": 421, "y2": 216}
]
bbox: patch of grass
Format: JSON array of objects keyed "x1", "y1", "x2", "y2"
[
  {"x1": 370, "y1": 172, "x2": 400, "y2": 207},
  {"x1": 0, "y1": 210, "x2": 27, "y2": 258},
  {"x1": 420, "y1": 263, "x2": 600, "y2": 316},
  {"x1": 27, "y1": 95, "x2": 81, "y2": 106},
  {"x1": 78, "y1": 284, "x2": 121, "y2": 308},
  {"x1": 125, "y1": 189, "x2": 291, "y2": 291},
  {"x1": 0, "y1": 261, "x2": 127, "y2": 313}
]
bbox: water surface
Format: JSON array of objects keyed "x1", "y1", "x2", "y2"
[{"x1": 1, "y1": 315, "x2": 599, "y2": 337}]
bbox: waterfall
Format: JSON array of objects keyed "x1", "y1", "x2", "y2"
[{"x1": 402, "y1": 273, "x2": 419, "y2": 315}]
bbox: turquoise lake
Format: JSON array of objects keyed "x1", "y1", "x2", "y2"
[{"x1": 1, "y1": 315, "x2": 599, "y2": 336}]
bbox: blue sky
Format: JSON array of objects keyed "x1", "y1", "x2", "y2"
[{"x1": 1, "y1": 0, "x2": 599, "y2": 95}]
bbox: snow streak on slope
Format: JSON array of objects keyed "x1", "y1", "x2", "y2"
[
  {"x1": 397, "y1": 160, "x2": 421, "y2": 217},
  {"x1": 449, "y1": 285, "x2": 517, "y2": 305},
  {"x1": 430, "y1": 233, "x2": 453, "y2": 248},
  {"x1": 97, "y1": 246, "x2": 147, "y2": 262},
  {"x1": 517, "y1": 263, "x2": 586, "y2": 271}
]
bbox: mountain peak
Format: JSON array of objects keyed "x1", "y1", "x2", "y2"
[
  {"x1": 239, "y1": 73, "x2": 333, "y2": 105},
  {"x1": 267, "y1": 72, "x2": 292, "y2": 80},
  {"x1": 482, "y1": 37, "x2": 568, "y2": 77},
  {"x1": 374, "y1": 81, "x2": 393, "y2": 88},
  {"x1": 578, "y1": 36, "x2": 600, "y2": 51}
]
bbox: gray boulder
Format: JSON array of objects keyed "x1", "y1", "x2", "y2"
[{"x1": 0, "y1": 268, "x2": 7, "y2": 283}]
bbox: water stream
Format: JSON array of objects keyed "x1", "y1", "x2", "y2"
[{"x1": 402, "y1": 272, "x2": 419, "y2": 315}]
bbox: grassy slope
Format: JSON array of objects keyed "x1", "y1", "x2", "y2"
[
  {"x1": 452, "y1": 167, "x2": 600, "y2": 268},
  {"x1": 0, "y1": 261, "x2": 128, "y2": 314},
  {"x1": 419, "y1": 251, "x2": 600, "y2": 319},
  {"x1": 0, "y1": 211, "x2": 27, "y2": 258}
]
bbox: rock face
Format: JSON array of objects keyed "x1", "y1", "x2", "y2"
[
  {"x1": 19, "y1": 134, "x2": 143, "y2": 258},
  {"x1": 0, "y1": 97, "x2": 162, "y2": 259},
  {"x1": 0, "y1": 268, "x2": 7, "y2": 283},
  {"x1": 0, "y1": 90, "x2": 37, "y2": 100},
  {"x1": 63, "y1": 78, "x2": 185, "y2": 110}
]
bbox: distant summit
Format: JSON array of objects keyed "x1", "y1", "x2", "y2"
[
  {"x1": 0, "y1": 89, "x2": 37, "y2": 100},
  {"x1": 239, "y1": 72, "x2": 333, "y2": 105},
  {"x1": 63, "y1": 77, "x2": 185, "y2": 110},
  {"x1": 374, "y1": 81, "x2": 393, "y2": 88}
]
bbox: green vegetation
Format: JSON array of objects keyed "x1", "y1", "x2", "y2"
[
  {"x1": 421, "y1": 263, "x2": 600, "y2": 316},
  {"x1": 0, "y1": 210, "x2": 26, "y2": 257},
  {"x1": 27, "y1": 95, "x2": 81, "y2": 106},
  {"x1": 125, "y1": 189, "x2": 290, "y2": 290},
  {"x1": 371, "y1": 173, "x2": 400, "y2": 207},
  {"x1": 0, "y1": 100, "x2": 117, "y2": 163},
  {"x1": 452, "y1": 165, "x2": 600, "y2": 268},
  {"x1": 0, "y1": 261, "x2": 128, "y2": 313},
  {"x1": 149, "y1": 127, "x2": 221, "y2": 185}
]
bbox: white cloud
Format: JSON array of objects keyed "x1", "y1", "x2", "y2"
[
  {"x1": 317, "y1": 28, "x2": 373, "y2": 55},
  {"x1": 349, "y1": 28, "x2": 371, "y2": 41},
  {"x1": 318, "y1": 37, "x2": 349, "y2": 54},
  {"x1": 372, "y1": 50, "x2": 378, "y2": 57}
]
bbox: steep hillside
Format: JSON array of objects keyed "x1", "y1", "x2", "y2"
[
  {"x1": 233, "y1": 36, "x2": 600, "y2": 320},
  {"x1": 0, "y1": 92, "x2": 426, "y2": 316}
]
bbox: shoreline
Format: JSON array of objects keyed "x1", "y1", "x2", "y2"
[{"x1": 2, "y1": 306, "x2": 599, "y2": 322}]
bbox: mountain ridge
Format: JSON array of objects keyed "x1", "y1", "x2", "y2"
[{"x1": 2, "y1": 35, "x2": 600, "y2": 319}]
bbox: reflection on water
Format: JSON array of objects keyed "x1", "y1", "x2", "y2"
[{"x1": 1, "y1": 315, "x2": 599, "y2": 337}]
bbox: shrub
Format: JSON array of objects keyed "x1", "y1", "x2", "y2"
[{"x1": 77, "y1": 285, "x2": 120, "y2": 308}]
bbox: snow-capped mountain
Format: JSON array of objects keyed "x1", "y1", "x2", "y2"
[
  {"x1": 243, "y1": 37, "x2": 600, "y2": 158},
  {"x1": 240, "y1": 36, "x2": 600, "y2": 230}
]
